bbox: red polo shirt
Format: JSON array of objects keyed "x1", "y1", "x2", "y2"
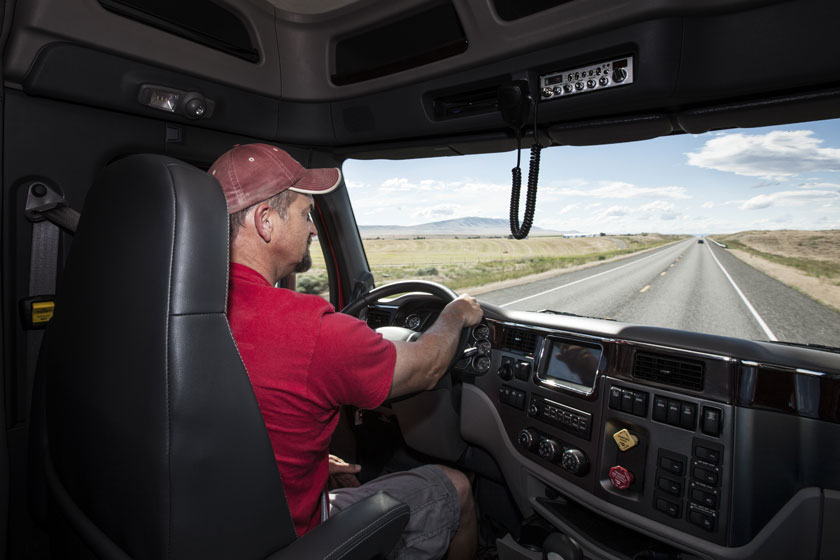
[{"x1": 227, "y1": 263, "x2": 395, "y2": 536}]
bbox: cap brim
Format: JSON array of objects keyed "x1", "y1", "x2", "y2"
[{"x1": 289, "y1": 167, "x2": 342, "y2": 195}]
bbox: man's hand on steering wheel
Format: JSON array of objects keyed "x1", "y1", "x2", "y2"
[
  {"x1": 442, "y1": 294, "x2": 484, "y2": 331},
  {"x1": 341, "y1": 280, "x2": 484, "y2": 399}
]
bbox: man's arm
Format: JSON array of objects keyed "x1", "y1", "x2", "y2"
[{"x1": 387, "y1": 294, "x2": 483, "y2": 399}]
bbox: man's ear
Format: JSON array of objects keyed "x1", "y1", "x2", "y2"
[{"x1": 252, "y1": 202, "x2": 273, "y2": 243}]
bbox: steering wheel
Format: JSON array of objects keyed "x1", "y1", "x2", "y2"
[
  {"x1": 340, "y1": 279, "x2": 471, "y2": 366},
  {"x1": 340, "y1": 280, "x2": 472, "y2": 462}
]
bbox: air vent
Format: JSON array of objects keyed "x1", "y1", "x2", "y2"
[
  {"x1": 503, "y1": 328, "x2": 538, "y2": 355},
  {"x1": 633, "y1": 352, "x2": 704, "y2": 391},
  {"x1": 366, "y1": 308, "x2": 392, "y2": 330}
]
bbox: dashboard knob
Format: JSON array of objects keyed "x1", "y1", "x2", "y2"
[
  {"x1": 517, "y1": 428, "x2": 538, "y2": 451},
  {"x1": 538, "y1": 438, "x2": 560, "y2": 461},
  {"x1": 609, "y1": 465, "x2": 635, "y2": 490},
  {"x1": 561, "y1": 448, "x2": 589, "y2": 476},
  {"x1": 498, "y1": 363, "x2": 513, "y2": 381},
  {"x1": 612, "y1": 67, "x2": 628, "y2": 83}
]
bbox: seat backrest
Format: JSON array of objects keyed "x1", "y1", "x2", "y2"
[{"x1": 37, "y1": 154, "x2": 296, "y2": 559}]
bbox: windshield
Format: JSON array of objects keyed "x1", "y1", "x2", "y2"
[{"x1": 339, "y1": 120, "x2": 840, "y2": 348}]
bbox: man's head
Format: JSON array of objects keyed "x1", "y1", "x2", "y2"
[{"x1": 209, "y1": 144, "x2": 341, "y2": 282}]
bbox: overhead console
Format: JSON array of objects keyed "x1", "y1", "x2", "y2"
[{"x1": 462, "y1": 311, "x2": 840, "y2": 558}]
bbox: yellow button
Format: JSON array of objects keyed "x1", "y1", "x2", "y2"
[
  {"x1": 613, "y1": 428, "x2": 639, "y2": 451},
  {"x1": 32, "y1": 301, "x2": 55, "y2": 324}
]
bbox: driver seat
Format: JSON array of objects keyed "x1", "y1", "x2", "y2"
[{"x1": 32, "y1": 154, "x2": 409, "y2": 559}]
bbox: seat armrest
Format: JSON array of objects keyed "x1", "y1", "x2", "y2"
[{"x1": 267, "y1": 491, "x2": 410, "y2": 560}]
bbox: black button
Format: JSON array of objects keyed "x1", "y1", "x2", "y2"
[
  {"x1": 513, "y1": 390, "x2": 526, "y2": 410},
  {"x1": 609, "y1": 386, "x2": 622, "y2": 410},
  {"x1": 621, "y1": 390, "x2": 635, "y2": 413},
  {"x1": 653, "y1": 396, "x2": 668, "y2": 422},
  {"x1": 695, "y1": 445, "x2": 721, "y2": 465},
  {"x1": 499, "y1": 386, "x2": 511, "y2": 404},
  {"x1": 633, "y1": 392, "x2": 648, "y2": 417},
  {"x1": 660, "y1": 456, "x2": 684, "y2": 475},
  {"x1": 655, "y1": 498, "x2": 681, "y2": 518},
  {"x1": 578, "y1": 415, "x2": 589, "y2": 433},
  {"x1": 692, "y1": 464, "x2": 719, "y2": 486},
  {"x1": 689, "y1": 510, "x2": 715, "y2": 531},
  {"x1": 680, "y1": 403, "x2": 697, "y2": 430},
  {"x1": 691, "y1": 487, "x2": 717, "y2": 509},
  {"x1": 667, "y1": 400, "x2": 681, "y2": 426},
  {"x1": 657, "y1": 476, "x2": 682, "y2": 496},
  {"x1": 702, "y1": 407, "x2": 723, "y2": 436},
  {"x1": 515, "y1": 361, "x2": 531, "y2": 381}
]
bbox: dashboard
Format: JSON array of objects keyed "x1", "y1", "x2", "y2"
[{"x1": 365, "y1": 295, "x2": 840, "y2": 560}]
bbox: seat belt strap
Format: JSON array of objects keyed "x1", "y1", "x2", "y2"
[
  {"x1": 20, "y1": 181, "x2": 78, "y2": 419},
  {"x1": 25, "y1": 181, "x2": 79, "y2": 234}
]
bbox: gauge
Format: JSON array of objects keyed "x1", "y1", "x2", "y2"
[
  {"x1": 473, "y1": 324, "x2": 490, "y2": 340},
  {"x1": 405, "y1": 314, "x2": 422, "y2": 330},
  {"x1": 473, "y1": 355, "x2": 491, "y2": 373},
  {"x1": 476, "y1": 340, "x2": 492, "y2": 355}
]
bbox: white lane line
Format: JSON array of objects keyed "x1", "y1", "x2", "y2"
[
  {"x1": 500, "y1": 242, "x2": 686, "y2": 308},
  {"x1": 705, "y1": 242, "x2": 778, "y2": 341}
]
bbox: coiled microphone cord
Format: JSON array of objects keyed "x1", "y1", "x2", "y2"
[{"x1": 509, "y1": 93, "x2": 542, "y2": 240}]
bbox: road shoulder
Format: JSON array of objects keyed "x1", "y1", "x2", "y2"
[{"x1": 726, "y1": 248, "x2": 840, "y2": 312}]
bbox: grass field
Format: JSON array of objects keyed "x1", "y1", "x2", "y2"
[{"x1": 297, "y1": 233, "x2": 684, "y2": 295}]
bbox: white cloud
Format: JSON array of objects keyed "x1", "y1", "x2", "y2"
[
  {"x1": 797, "y1": 181, "x2": 840, "y2": 189},
  {"x1": 702, "y1": 201, "x2": 715, "y2": 208},
  {"x1": 380, "y1": 177, "x2": 449, "y2": 192},
  {"x1": 556, "y1": 204, "x2": 581, "y2": 216},
  {"x1": 602, "y1": 206, "x2": 631, "y2": 217},
  {"x1": 551, "y1": 181, "x2": 690, "y2": 200},
  {"x1": 345, "y1": 179, "x2": 366, "y2": 190},
  {"x1": 686, "y1": 130, "x2": 840, "y2": 179},
  {"x1": 639, "y1": 201, "x2": 677, "y2": 212},
  {"x1": 452, "y1": 180, "x2": 510, "y2": 195},
  {"x1": 739, "y1": 189, "x2": 840, "y2": 210},
  {"x1": 412, "y1": 204, "x2": 459, "y2": 221},
  {"x1": 380, "y1": 177, "x2": 413, "y2": 192}
]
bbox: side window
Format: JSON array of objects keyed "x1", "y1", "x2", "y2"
[{"x1": 294, "y1": 229, "x2": 330, "y2": 301}]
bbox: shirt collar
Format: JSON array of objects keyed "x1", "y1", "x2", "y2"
[{"x1": 230, "y1": 262, "x2": 272, "y2": 287}]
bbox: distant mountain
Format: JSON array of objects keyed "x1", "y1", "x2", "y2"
[{"x1": 358, "y1": 217, "x2": 570, "y2": 237}]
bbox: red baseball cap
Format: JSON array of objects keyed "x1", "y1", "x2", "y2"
[{"x1": 208, "y1": 143, "x2": 342, "y2": 214}]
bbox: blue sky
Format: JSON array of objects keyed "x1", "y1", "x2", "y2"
[{"x1": 343, "y1": 119, "x2": 840, "y2": 234}]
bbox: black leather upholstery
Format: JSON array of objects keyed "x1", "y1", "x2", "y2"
[{"x1": 35, "y1": 154, "x2": 409, "y2": 559}]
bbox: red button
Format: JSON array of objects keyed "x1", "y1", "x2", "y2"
[{"x1": 609, "y1": 465, "x2": 635, "y2": 490}]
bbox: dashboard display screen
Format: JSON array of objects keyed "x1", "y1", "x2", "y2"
[{"x1": 540, "y1": 338, "x2": 603, "y2": 392}]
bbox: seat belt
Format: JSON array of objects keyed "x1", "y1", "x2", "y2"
[
  {"x1": 20, "y1": 181, "x2": 79, "y2": 419},
  {"x1": 24, "y1": 182, "x2": 80, "y2": 233}
]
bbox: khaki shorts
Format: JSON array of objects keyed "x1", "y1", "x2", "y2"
[{"x1": 329, "y1": 465, "x2": 460, "y2": 560}]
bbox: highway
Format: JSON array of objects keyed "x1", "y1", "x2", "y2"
[{"x1": 478, "y1": 239, "x2": 840, "y2": 348}]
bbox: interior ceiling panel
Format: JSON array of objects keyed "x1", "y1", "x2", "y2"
[{"x1": 6, "y1": 0, "x2": 785, "y2": 102}]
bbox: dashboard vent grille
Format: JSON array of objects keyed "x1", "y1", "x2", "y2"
[
  {"x1": 633, "y1": 352, "x2": 704, "y2": 391},
  {"x1": 503, "y1": 328, "x2": 538, "y2": 355},
  {"x1": 366, "y1": 308, "x2": 391, "y2": 330}
]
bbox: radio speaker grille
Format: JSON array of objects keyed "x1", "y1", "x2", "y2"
[{"x1": 633, "y1": 352, "x2": 704, "y2": 391}]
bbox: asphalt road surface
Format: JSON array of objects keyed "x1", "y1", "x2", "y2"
[{"x1": 478, "y1": 239, "x2": 840, "y2": 348}]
